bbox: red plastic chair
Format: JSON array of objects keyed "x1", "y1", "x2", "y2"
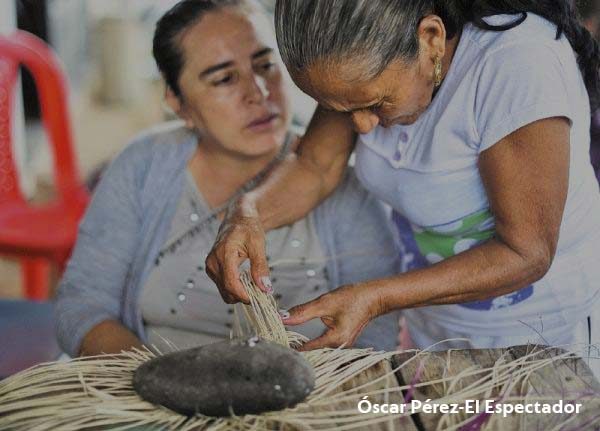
[{"x1": 0, "y1": 31, "x2": 89, "y2": 301}]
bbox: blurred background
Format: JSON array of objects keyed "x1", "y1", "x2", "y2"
[{"x1": 0, "y1": 0, "x2": 316, "y2": 301}]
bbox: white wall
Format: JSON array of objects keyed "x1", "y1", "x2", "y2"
[
  {"x1": 0, "y1": 1, "x2": 16, "y2": 38},
  {"x1": 0, "y1": 0, "x2": 30, "y2": 194}
]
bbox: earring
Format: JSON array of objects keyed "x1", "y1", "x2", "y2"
[{"x1": 433, "y1": 56, "x2": 443, "y2": 88}]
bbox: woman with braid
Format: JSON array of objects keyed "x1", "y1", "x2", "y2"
[{"x1": 208, "y1": 0, "x2": 600, "y2": 375}]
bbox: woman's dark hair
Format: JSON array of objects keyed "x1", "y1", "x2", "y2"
[
  {"x1": 577, "y1": 0, "x2": 600, "y2": 20},
  {"x1": 152, "y1": 0, "x2": 244, "y2": 96},
  {"x1": 275, "y1": 0, "x2": 600, "y2": 110}
]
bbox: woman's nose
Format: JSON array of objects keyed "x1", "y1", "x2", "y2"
[
  {"x1": 351, "y1": 111, "x2": 380, "y2": 134},
  {"x1": 244, "y1": 75, "x2": 270, "y2": 104}
]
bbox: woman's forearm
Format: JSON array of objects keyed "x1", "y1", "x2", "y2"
[
  {"x1": 79, "y1": 320, "x2": 144, "y2": 357},
  {"x1": 371, "y1": 237, "x2": 551, "y2": 315},
  {"x1": 281, "y1": 235, "x2": 554, "y2": 350},
  {"x1": 244, "y1": 106, "x2": 355, "y2": 231}
]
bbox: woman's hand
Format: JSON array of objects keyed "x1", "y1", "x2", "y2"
[
  {"x1": 281, "y1": 283, "x2": 385, "y2": 351},
  {"x1": 206, "y1": 196, "x2": 272, "y2": 304},
  {"x1": 79, "y1": 320, "x2": 144, "y2": 357}
]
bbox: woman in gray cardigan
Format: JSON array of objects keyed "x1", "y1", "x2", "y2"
[{"x1": 54, "y1": 0, "x2": 400, "y2": 357}]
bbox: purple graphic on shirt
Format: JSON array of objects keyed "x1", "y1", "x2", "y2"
[
  {"x1": 392, "y1": 211, "x2": 430, "y2": 271},
  {"x1": 459, "y1": 285, "x2": 534, "y2": 310}
]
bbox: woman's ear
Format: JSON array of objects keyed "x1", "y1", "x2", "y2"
[
  {"x1": 418, "y1": 15, "x2": 447, "y2": 59},
  {"x1": 165, "y1": 86, "x2": 195, "y2": 129}
]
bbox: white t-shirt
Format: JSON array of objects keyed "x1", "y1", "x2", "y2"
[{"x1": 355, "y1": 14, "x2": 600, "y2": 348}]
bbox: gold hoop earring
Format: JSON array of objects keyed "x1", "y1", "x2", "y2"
[{"x1": 433, "y1": 56, "x2": 443, "y2": 88}]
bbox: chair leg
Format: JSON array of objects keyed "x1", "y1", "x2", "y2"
[
  {"x1": 55, "y1": 250, "x2": 71, "y2": 276},
  {"x1": 21, "y1": 258, "x2": 51, "y2": 301}
]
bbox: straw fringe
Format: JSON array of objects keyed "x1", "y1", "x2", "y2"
[{"x1": 1, "y1": 273, "x2": 598, "y2": 430}]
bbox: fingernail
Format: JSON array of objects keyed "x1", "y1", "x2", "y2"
[
  {"x1": 278, "y1": 309, "x2": 290, "y2": 320},
  {"x1": 261, "y1": 276, "x2": 273, "y2": 293}
]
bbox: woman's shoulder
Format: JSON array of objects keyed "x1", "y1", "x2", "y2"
[
  {"x1": 95, "y1": 121, "x2": 196, "y2": 198},
  {"x1": 108, "y1": 121, "x2": 196, "y2": 176},
  {"x1": 465, "y1": 13, "x2": 571, "y2": 62},
  {"x1": 439, "y1": 14, "x2": 574, "y2": 119},
  {"x1": 459, "y1": 15, "x2": 584, "y2": 153},
  {"x1": 122, "y1": 121, "x2": 195, "y2": 161}
]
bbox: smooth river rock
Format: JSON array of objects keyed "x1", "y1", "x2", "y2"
[{"x1": 132, "y1": 337, "x2": 315, "y2": 417}]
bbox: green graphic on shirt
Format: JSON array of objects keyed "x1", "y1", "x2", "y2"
[
  {"x1": 413, "y1": 209, "x2": 495, "y2": 263},
  {"x1": 404, "y1": 209, "x2": 534, "y2": 310}
]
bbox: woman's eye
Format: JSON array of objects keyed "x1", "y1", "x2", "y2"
[
  {"x1": 372, "y1": 99, "x2": 393, "y2": 113},
  {"x1": 371, "y1": 103, "x2": 384, "y2": 113},
  {"x1": 213, "y1": 74, "x2": 234, "y2": 86},
  {"x1": 258, "y1": 62, "x2": 276, "y2": 72}
]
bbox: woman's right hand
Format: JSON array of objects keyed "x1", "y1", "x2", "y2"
[{"x1": 206, "y1": 196, "x2": 272, "y2": 304}]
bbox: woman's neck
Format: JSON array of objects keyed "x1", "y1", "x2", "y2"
[
  {"x1": 442, "y1": 30, "x2": 462, "y2": 81},
  {"x1": 188, "y1": 136, "x2": 282, "y2": 210}
]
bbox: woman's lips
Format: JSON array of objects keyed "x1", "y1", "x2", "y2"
[{"x1": 246, "y1": 113, "x2": 279, "y2": 132}]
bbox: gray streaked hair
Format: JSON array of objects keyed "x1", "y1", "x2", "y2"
[
  {"x1": 274, "y1": 0, "x2": 434, "y2": 80},
  {"x1": 275, "y1": 0, "x2": 600, "y2": 110}
]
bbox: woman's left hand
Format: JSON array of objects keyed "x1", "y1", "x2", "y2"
[{"x1": 281, "y1": 283, "x2": 384, "y2": 351}]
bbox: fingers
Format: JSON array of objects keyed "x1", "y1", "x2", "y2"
[
  {"x1": 222, "y1": 251, "x2": 251, "y2": 304},
  {"x1": 205, "y1": 203, "x2": 271, "y2": 303},
  {"x1": 296, "y1": 325, "x2": 362, "y2": 351},
  {"x1": 282, "y1": 291, "x2": 367, "y2": 351},
  {"x1": 297, "y1": 330, "x2": 345, "y2": 351},
  {"x1": 282, "y1": 298, "x2": 324, "y2": 326},
  {"x1": 206, "y1": 246, "x2": 250, "y2": 304},
  {"x1": 247, "y1": 238, "x2": 272, "y2": 294}
]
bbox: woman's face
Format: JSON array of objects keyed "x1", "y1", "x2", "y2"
[
  {"x1": 168, "y1": 7, "x2": 290, "y2": 158},
  {"x1": 297, "y1": 56, "x2": 436, "y2": 134},
  {"x1": 292, "y1": 16, "x2": 447, "y2": 135}
]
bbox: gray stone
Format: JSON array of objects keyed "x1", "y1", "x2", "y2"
[{"x1": 132, "y1": 337, "x2": 315, "y2": 417}]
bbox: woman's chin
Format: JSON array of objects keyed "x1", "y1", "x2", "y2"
[
  {"x1": 235, "y1": 136, "x2": 283, "y2": 159},
  {"x1": 241, "y1": 125, "x2": 287, "y2": 151}
]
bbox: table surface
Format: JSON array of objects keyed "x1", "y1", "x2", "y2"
[{"x1": 344, "y1": 345, "x2": 600, "y2": 431}]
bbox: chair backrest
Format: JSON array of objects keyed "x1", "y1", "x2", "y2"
[
  {"x1": 0, "y1": 31, "x2": 84, "y2": 205},
  {"x1": 0, "y1": 44, "x2": 22, "y2": 203}
]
